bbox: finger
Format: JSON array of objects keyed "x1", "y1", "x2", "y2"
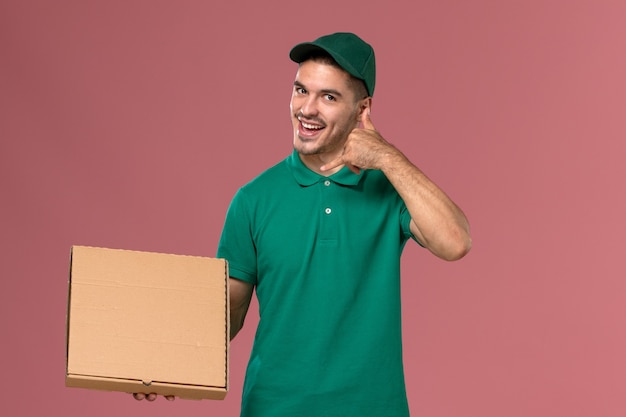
[
  {"x1": 133, "y1": 393, "x2": 146, "y2": 401},
  {"x1": 320, "y1": 156, "x2": 345, "y2": 172},
  {"x1": 345, "y1": 163, "x2": 361, "y2": 175},
  {"x1": 361, "y1": 107, "x2": 375, "y2": 130},
  {"x1": 165, "y1": 395, "x2": 176, "y2": 401},
  {"x1": 146, "y1": 393, "x2": 157, "y2": 401}
]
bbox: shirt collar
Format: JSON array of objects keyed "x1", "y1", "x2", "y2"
[{"x1": 287, "y1": 149, "x2": 364, "y2": 187}]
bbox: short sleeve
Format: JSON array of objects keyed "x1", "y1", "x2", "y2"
[
  {"x1": 216, "y1": 189, "x2": 258, "y2": 285},
  {"x1": 400, "y1": 201, "x2": 424, "y2": 247}
]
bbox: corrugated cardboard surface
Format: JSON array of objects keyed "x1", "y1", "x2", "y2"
[{"x1": 66, "y1": 246, "x2": 229, "y2": 400}]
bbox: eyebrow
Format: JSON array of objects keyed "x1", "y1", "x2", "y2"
[{"x1": 293, "y1": 81, "x2": 344, "y2": 98}]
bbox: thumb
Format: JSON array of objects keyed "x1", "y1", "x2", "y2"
[{"x1": 361, "y1": 107, "x2": 375, "y2": 130}]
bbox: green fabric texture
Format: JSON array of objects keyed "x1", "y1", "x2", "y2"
[{"x1": 217, "y1": 150, "x2": 416, "y2": 417}]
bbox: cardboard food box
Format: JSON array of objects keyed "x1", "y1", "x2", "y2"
[{"x1": 65, "y1": 245, "x2": 229, "y2": 400}]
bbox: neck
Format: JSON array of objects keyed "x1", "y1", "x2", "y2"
[{"x1": 298, "y1": 152, "x2": 343, "y2": 176}]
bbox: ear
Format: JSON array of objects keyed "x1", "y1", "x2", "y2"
[{"x1": 357, "y1": 97, "x2": 373, "y2": 122}]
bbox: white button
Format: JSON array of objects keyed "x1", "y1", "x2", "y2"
[
  {"x1": 325, "y1": 208, "x2": 332, "y2": 214},
  {"x1": 324, "y1": 180, "x2": 331, "y2": 186}
]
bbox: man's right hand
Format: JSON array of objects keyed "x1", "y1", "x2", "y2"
[{"x1": 132, "y1": 392, "x2": 175, "y2": 401}]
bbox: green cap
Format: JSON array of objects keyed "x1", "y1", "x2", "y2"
[{"x1": 289, "y1": 32, "x2": 376, "y2": 97}]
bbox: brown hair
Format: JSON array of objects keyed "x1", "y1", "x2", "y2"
[{"x1": 302, "y1": 51, "x2": 369, "y2": 100}]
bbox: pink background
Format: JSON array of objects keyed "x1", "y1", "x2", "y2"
[{"x1": 2, "y1": 1, "x2": 625, "y2": 416}]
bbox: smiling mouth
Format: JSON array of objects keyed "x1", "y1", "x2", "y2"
[
  {"x1": 301, "y1": 121, "x2": 323, "y2": 130},
  {"x1": 297, "y1": 117, "x2": 325, "y2": 135}
]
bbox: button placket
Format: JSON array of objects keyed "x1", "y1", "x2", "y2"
[
  {"x1": 323, "y1": 179, "x2": 332, "y2": 215},
  {"x1": 319, "y1": 178, "x2": 337, "y2": 242}
]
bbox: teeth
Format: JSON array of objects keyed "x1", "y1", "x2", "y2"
[{"x1": 302, "y1": 122, "x2": 323, "y2": 130}]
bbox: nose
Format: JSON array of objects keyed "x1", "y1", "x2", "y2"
[{"x1": 299, "y1": 95, "x2": 318, "y2": 118}]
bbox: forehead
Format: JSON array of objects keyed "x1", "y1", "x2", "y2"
[{"x1": 294, "y1": 60, "x2": 354, "y2": 96}]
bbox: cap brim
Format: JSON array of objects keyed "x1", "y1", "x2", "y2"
[
  {"x1": 289, "y1": 43, "x2": 328, "y2": 63},
  {"x1": 289, "y1": 42, "x2": 362, "y2": 86}
]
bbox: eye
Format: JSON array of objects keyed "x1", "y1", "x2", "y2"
[
  {"x1": 295, "y1": 86, "x2": 307, "y2": 95},
  {"x1": 324, "y1": 94, "x2": 336, "y2": 101}
]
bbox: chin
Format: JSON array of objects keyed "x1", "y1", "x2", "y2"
[
  {"x1": 293, "y1": 134, "x2": 316, "y2": 154},
  {"x1": 293, "y1": 143, "x2": 319, "y2": 156}
]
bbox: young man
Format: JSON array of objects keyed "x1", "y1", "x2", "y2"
[{"x1": 137, "y1": 32, "x2": 471, "y2": 416}]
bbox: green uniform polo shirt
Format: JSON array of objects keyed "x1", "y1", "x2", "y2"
[{"x1": 217, "y1": 150, "x2": 417, "y2": 417}]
